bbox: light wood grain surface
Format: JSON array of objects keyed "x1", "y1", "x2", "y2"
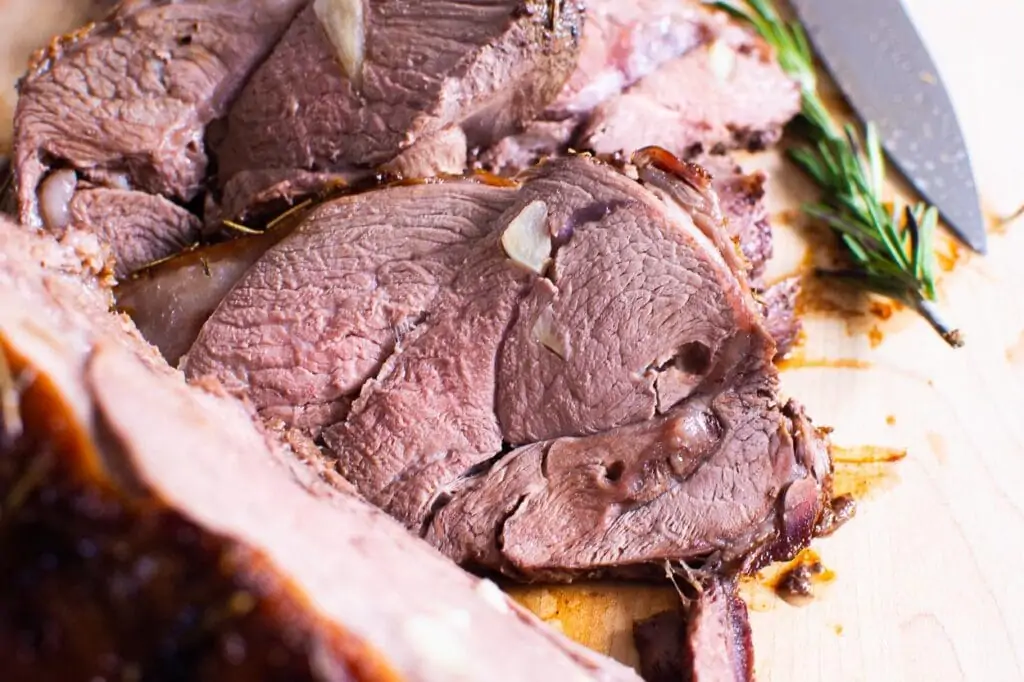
[{"x1": 2, "y1": 2, "x2": 1023, "y2": 681}]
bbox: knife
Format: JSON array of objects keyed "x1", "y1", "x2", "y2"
[{"x1": 787, "y1": 0, "x2": 987, "y2": 253}]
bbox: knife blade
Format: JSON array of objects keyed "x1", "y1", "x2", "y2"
[{"x1": 787, "y1": 0, "x2": 987, "y2": 253}]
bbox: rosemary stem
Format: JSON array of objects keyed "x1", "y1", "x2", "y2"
[
  {"x1": 801, "y1": 93, "x2": 837, "y2": 138},
  {"x1": 912, "y1": 295, "x2": 964, "y2": 348}
]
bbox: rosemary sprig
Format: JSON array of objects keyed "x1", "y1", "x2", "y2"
[{"x1": 711, "y1": 0, "x2": 963, "y2": 347}]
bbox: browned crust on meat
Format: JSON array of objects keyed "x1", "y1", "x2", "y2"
[
  {"x1": 0, "y1": 340, "x2": 401, "y2": 682},
  {"x1": 24, "y1": 23, "x2": 100, "y2": 79}
]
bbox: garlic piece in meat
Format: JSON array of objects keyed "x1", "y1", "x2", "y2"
[
  {"x1": 708, "y1": 39, "x2": 736, "y2": 82},
  {"x1": 531, "y1": 306, "x2": 566, "y2": 359},
  {"x1": 39, "y1": 169, "x2": 78, "y2": 232},
  {"x1": 501, "y1": 200, "x2": 551, "y2": 275},
  {"x1": 314, "y1": 0, "x2": 365, "y2": 86}
]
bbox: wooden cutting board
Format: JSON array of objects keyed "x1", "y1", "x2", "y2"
[{"x1": 2, "y1": 2, "x2": 1023, "y2": 680}]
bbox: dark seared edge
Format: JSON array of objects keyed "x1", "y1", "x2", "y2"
[{"x1": 0, "y1": 342, "x2": 389, "y2": 682}]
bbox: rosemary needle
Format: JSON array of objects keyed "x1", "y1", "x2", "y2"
[{"x1": 712, "y1": 0, "x2": 963, "y2": 347}]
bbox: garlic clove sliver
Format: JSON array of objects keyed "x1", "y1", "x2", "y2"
[
  {"x1": 531, "y1": 306, "x2": 566, "y2": 359},
  {"x1": 708, "y1": 39, "x2": 736, "y2": 82},
  {"x1": 39, "y1": 169, "x2": 78, "y2": 232},
  {"x1": 501, "y1": 200, "x2": 551, "y2": 275},
  {"x1": 314, "y1": 0, "x2": 365, "y2": 87}
]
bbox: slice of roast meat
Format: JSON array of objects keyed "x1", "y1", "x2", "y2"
[
  {"x1": 189, "y1": 153, "x2": 765, "y2": 502},
  {"x1": 634, "y1": 580, "x2": 754, "y2": 682},
  {"x1": 68, "y1": 188, "x2": 202, "y2": 278},
  {"x1": 183, "y1": 179, "x2": 516, "y2": 434},
  {"x1": 426, "y1": 391, "x2": 830, "y2": 580},
  {"x1": 683, "y1": 581, "x2": 754, "y2": 682},
  {"x1": 13, "y1": 0, "x2": 308, "y2": 264},
  {"x1": 323, "y1": 227, "x2": 532, "y2": 527},
  {"x1": 0, "y1": 217, "x2": 643, "y2": 682},
  {"x1": 761, "y1": 277, "x2": 802, "y2": 360},
  {"x1": 760, "y1": 400, "x2": 834, "y2": 567},
  {"x1": 478, "y1": 0, "x2": 716, "y2": 173},
  {"x1": 579, "y1": 30, "x2": 800, "y2": 160},
  {"x1": 214, "y1": 0, "x2": 581, "y2": 200},
  {"x1": 699, "y1": 155, "x2": 772, "y2": 283},
  {"x1": 479, "y1": 2, "x2": 799, "y2": 175},
  {"x1": 123, "y1": 174, "x2": 527, "y2": 370},
  {"x1": 495, "y1": 154, "x2": 762, "y2": 444},
  {"x1": 184, "y1": 152, "x2": 832, "y2": 576}
]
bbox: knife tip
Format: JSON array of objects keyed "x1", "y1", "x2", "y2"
[
  {"x1": 941, "y1": 204, "x2": 988, "y2": 254},
  {"x1": 958, "y1": 219, "x2": 988, "y2": 255},
  {"x1": 951, "y1": 228, "x2": 987, "y2": 255}
]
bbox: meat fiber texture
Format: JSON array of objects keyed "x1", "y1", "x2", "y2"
[
  {"x1": 0, "y1": 216, "x2": 642, "y2": 682},
  {"x1": 13, "y1": 0, "x2": 309, "y2": 270},
  {"x1": 11, "y1": 0, "x2": 584, "y2": 278},
  {"x1": 115, "y1": 152, "x2": 800, "y2": 370},
  {"x1": 578, "y1": 26, "x2": 800, "y2": 159},
  {"x1": 214, "y1": 0, "x2": 583, "y2": 223},
  {"x1": 479, "y1": 0, "x2": 800, "y2": 174},
  {"x1": 182, "y1": 153, "x2": 834, "y2": 582},
  {"x1": 10, "y1": 0, "x2": 797, "y2": 291}
]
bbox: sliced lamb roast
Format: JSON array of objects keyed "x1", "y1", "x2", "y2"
[
  {"x1": 699, "y1": 155, "x2": 773, "y2": 283},
  {"x1": 633, "y1": 580, "x2": 754, "y2": 682},
  {"x1": 68, "y1": 188, "x2": 202, "y2": 278},
  {"x1": 213, "y1": 0, "x2": 582, "y2": 218},
  {"x1": 184, "y1": 178, "x2": 515, "y2": 434},
  {"x1": 578, "y1": 27, "x2": 800, "y2": 160},
  {"x1": 120, "y1": 152, "x2": 799, "y2": 368},
  {"x1": 425, "y1": 396, "x2": 830, "y2": 580},
  {"x1": 478, "y1": 1, "x2": 799, "y2": 174},
  {"x1": 13, "y1": 0, "x2": 309, "y2": 266},
  {"x1": 699, "y1": 155, "x2": 803, "y2": 356},
  {"x1": 0, "y1": 217, "x2": 643, "y2": 682},
  {"x1": 761, "y1": 277, "x2": 802, "y2": 359},
  {"x1": 181, "y1": 152, "x2": 834, "y2": 579},
  {"x1": 479, "y1": 0, "x2": 716, "y2": 173}
]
